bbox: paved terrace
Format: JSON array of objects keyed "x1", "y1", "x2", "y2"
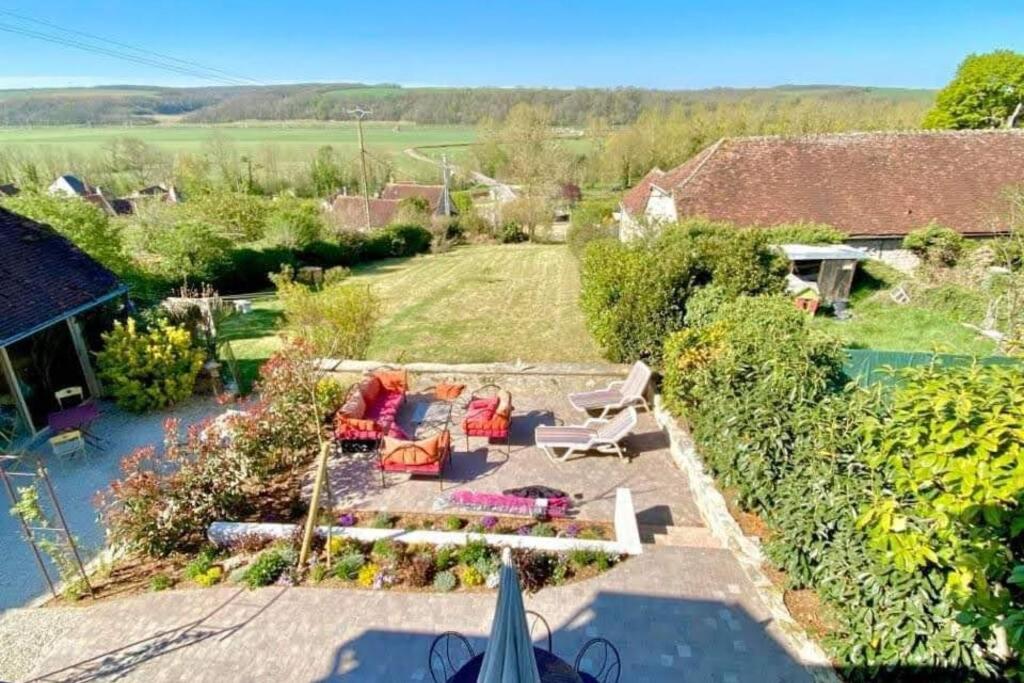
[
  {"x1": 1, "y1": 363, "x2": 826, "y2": 682},
  {"x1": 313, "y1": 365, "x2": 701, "y2": 527}
]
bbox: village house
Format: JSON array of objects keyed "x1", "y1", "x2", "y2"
[
  {"x1": 47, "y1": 174, "x2": 132, "y2": 216},
  {"x1": 618, "y1": 130, "x2": 1024, "y2": 269},
  {"x1": 326, "y1": 182, "x2": 456, "y2": 231}
]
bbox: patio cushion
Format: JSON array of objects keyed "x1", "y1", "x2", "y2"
[
  {"x1": 374, "y1": 370, "x2": 407, "y2": 393},
  {"x1": 382, "y1": 432, "x2": 446, "y2": 466},
  {"x1": 466, "y1": 396, "x2": 499, "y2": 421},
  {"x1": 495, "y1": 389, "x2": 511, "y2": 417},
  {"x1": 339, "y1": 390, "x2": 366, "y2": 419},
  {"x1": 359, "y1": 376, "x2": 383, "y2": 405},
  {"x1": 337, "y1": 416, "x2": 376, "y2": 432},
  {"x1": 435, "y1": 382, "x2": 465, "y2": 400}
]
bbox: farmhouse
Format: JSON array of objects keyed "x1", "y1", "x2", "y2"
[
  {"x1": 619, "y1": 130, "x2": 1024, "y2": 268},
  {"x1": 0, "y1": 208, "x2": 126, "y2": 440},
  {"x1": 379, "y1": 182, "x2": 456, "y2": 217},
  {"x1": 325, "y1": 195, "x2": 402, "y2": 231},
  {"x1": 47, "y1": 174, "x2": 133, "y2": 216}
]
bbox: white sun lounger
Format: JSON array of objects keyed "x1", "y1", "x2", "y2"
[
  {"x1": 534, "y1": 407, "x2": 638, "y2": 463},
  {"x1": 568, "y1": 361, "x2": 652, "y2": 418}
]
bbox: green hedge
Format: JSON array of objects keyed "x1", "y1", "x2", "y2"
[
  {"x1": 578, "y1": 221, "x2": 786, "y2": 365},
  {"x1": 211, "y1": 224, "x2": 432, "y2": 293},
  {"x1": 662, "y1": 295, "x2": 1012, "y2": 679}
]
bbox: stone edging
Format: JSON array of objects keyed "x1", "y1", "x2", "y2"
[
  {"x1": 653, "y1": 394, "x2": 839, "y2": 683},
  {"x1": 209, "y1": 487, "x2": 644, "y2": 557},
  {"x1": 316, "y1": 359, "x2": 628, "y2": 378}
]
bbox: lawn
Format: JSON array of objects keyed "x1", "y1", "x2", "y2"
[
  {"x1": 0, "y1": 121, "x2": 477, "y2": 177},
  {"x1": 811, "y1": 262, "x2": 998, "y2": 356},
  {"x1": 219, "y1": 244, "x2": 602, "y2": 385}
]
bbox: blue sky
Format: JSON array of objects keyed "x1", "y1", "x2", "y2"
[{"x1": 0, "y1": 1, "x2": 1021, "y2": 90}]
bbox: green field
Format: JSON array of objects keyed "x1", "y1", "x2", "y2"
[
  {"x1": 219, "y1": 244, "x2": 601, "y2": 385},
  {"x1": 0, "y1": 121, "x2": 478, "y2": 176}
]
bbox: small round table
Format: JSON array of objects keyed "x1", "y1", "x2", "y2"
[{"x1": 448, "y1": 647, "x2": 582, "y2": 683}]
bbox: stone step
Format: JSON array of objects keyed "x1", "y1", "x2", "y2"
[{"x1": 638, "y1": 524, "x2": 722, "y2": 548}]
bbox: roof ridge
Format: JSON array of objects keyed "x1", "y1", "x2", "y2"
[
  {"x1": 670, "y1": 137, "x2": 727, "y2": 195},
  {"x1": 722, "y1": 128, "x2": 1024, "y2": 144}
]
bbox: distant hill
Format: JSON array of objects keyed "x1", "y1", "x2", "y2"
[{"x1": 0, "y1": 82, "x2": 936, "y2": 127}]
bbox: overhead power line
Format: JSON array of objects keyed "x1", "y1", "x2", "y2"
[
  {"x1": 0, "y1": 14, "x2": 260, "y2": 87},
  {"x1": 0, "y1": 9, "x2": 261, "y2": 86}
]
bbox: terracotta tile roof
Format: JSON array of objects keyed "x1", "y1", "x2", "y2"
[
  {"x1": 622, "y1": 130, "x2": 1024, "y2": 237},
  {"x1": 0, "y1": 207, "x2": 124, "y2": 346},
  {"x1": 327, "y1": 195, "x2": 400, "y2": 229},
  {"x1": 380, "y1": 183, "x2": 444, "y2": 207}
]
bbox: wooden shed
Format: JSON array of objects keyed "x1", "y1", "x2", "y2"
[{"x1": 778, "y1": 244, "x2": 867, "y2": 303}]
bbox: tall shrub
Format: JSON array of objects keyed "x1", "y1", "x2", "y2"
[
  {"x1": 859, "y1": 364, "x2": 1024, "y2": 665},
  {"x1": 97, "y1": 318, "x2": 205, "y2": 412},
  {"x1": 578, "y1": 222, "x2": 785, "y2": 365}
]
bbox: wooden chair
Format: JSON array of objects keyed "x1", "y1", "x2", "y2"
[
  {"x1": 428, "y1": 631, "x2": 474, "y2": 683},
  {"x1": 49, "y1": 430, "x2": 86, "y2": 458},
  {"x1": 54, "y1": 386, "x2": 85, "y2": 410}
]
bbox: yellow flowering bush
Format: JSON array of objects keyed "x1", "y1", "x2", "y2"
[{"x1": 97, "y1": 318, "x2": 205, "y2": 412}]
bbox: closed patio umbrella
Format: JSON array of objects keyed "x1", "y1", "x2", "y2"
[{"x1": 476, "y1": 548, "x2": 542, "y2": 683}]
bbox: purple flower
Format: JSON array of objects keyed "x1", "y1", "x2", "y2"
[
  {"x1": 338, "y1": 513, "x2": 356, "y2": 527},
  {"x1": 481, "y1": 516, "x2": 499, "y2": 530},
  {"x1": 563, "y1": 523, "x2": 582, "y2": 538},
  {"x1": 516, "y1": 525, "x2": 532, "y2": 536}
]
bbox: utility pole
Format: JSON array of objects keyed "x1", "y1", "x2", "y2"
[
  {"x1": 441, "y1": 154, "x2": 452, "y2": 216},
  {"x1": 348, "y1": 107, "x2": 373, "y2": 230}
]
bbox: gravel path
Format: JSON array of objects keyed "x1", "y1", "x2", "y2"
[{"x1": 0, "y1": 607, "x2": 85, "y2": 682}]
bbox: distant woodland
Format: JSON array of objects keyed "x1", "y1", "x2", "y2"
[{"x1": 0, "y1": 82, "x2": 934, "y2": 127}]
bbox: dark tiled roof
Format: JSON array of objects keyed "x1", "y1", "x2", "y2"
[
  {"x1": 622, "y1": 130, "x2": 1024, "y2": 237},
  {"x1": 0, "y1": 207, "x2": 124, "y2": 346},
  {"x1": 327, "y1": 195, "x2": 400, "y2": 229},
  {"x1": 56, "y1": 174, "x2": 90, "y2": 195}
]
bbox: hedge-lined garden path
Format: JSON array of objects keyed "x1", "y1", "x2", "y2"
[{"x1": 14, "y1": 546, "x2": 817, "y2": 682}]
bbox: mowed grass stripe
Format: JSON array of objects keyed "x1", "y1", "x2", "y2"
[{"x1": 221, "y1": 244, "x2": 601, "y2": 369}]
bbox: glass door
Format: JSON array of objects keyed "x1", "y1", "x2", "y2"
[{"x1": 4, "y1": 322, "x2": 91, "y2": 432}]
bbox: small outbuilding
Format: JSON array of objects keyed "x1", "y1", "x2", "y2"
[
  {"x1": 778, "y1": 243, "x2": 867, "y2": 303},
  {"x1": 0, "y1": 208, "x2": 127, "y2": 439}
]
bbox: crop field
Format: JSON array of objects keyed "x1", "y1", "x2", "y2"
[{"x1": 0, "y1": 121, "x2": 478, "y2": 175}]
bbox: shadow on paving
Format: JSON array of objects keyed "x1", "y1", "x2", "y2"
[
  {"x1": 26, "y1": 588, "x2": 286, "y2": 683},
  {"x1": 313, "y1": 590, "x2": 990, "y2": 682},
  {"x1": 315, "y1": 592, "x2": 808, "y2": 682}
]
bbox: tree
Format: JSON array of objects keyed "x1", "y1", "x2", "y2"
[
  {"x1": 309, "y1": 145, "x2": 345, "y2": 198},
  {"x1": 151, "y1": 220, "x2": 231, "y2": 284},
  {"x1": 1, "y1": 193, "x2": 127, "y2": 272},
  {"x1": 394, "y1": 196, "x2": 431, "y2": 228},
  {"x1": 924, "y1": 50, "x2": 1024, "y2": 129},
  {"x1": 101, "y1": 136, "x2": 169, "y2": 189},
  {"x1": 263, "y1": 198, "x2": 324, "y2": 248},
  {"x1": 273, "y1": 268, "x2": 380, "y2": 359}
]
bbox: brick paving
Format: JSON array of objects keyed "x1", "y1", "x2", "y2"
[
  {"x1": 22, "y1": 547, "x2": 815, "y2": 682},
  {"x1": 316, "y1": 372, "x2": 702, "y2": 527},
  {"x1": 11, "y1": 369, "x2": 823, "y2": 682}
]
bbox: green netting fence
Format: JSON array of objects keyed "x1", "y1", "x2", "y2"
[{"x1": 844, "y1": 349, "x2": 1022, "y2": 387}]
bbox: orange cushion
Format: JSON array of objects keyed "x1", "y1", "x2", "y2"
[
  {"x1": 435, "y1": 382, "x2": 465, "y2": 400},
  {"x1": 374, "y1": 370, "x2": 407, "y2": 393},
  {"x1": 382, "y1": 434, "x2": 441, "y2": 465},
  {"x1": 360, "y1": 376, "x2": 383, "y2": 404},
  {"x1": 338, "y1": 416, "x2": 376, "y2": 432},
  {"x1": 339, "y1": 389, "x2": 367, "y2": 419}
]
